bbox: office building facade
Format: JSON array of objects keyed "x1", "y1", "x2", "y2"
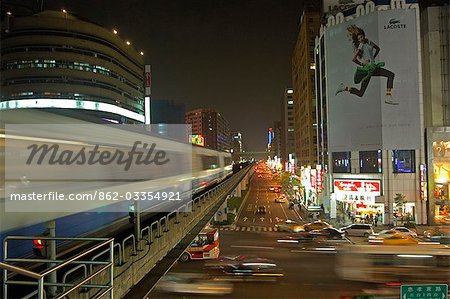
[
  {"x1": 292, "y1": 6, "x2": 321, "y2": 168},
  {"x1": 315, "y1": 0, "x2": 427, "y2": 224},
  {"x1": 185, "y1": 108, "x2": 231, "y2": 152}
]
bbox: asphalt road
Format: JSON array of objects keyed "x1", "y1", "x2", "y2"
[
  {"x1": 148, "y1": 172, "x2": 377, "y2": 299},
  {"x1": 234, "y1": 174, "x2": 303, "y2": 230}
]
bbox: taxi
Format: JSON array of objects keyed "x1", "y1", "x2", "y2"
[
  {"x1": 274, "y1": 196, "x2": 287, "y2": 203},
  {"x1": 369, "y1": 232, "x2": 418, "y2": 245},
  {"x1": 303, "y1": 220, "x2": 332, "y2": 231},
  {"x1": 275, "y1": 220, "x2": 304, "y2": 233}
]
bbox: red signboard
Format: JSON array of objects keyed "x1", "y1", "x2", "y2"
[
  {"x1": 310, "y1": 169, "x2": 316, "y2": 191},
  {"x1": 316, "y1": 165, "x2": 323, "y2": 193},
  {"x1": 420, "y1": 164, "x2": 426, "y2": 200},
  {"x1": 334, "y1": 179, "x2": 380, "y2": 194},
  {"x1": 145, "y1": 72, "x2": 151, "y2": 87}
]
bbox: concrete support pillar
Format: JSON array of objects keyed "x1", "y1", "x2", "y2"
[
  {"x1": 240, "y1": 178, "x2": 247, "y2": 192},
  {"x1": 235, "y1": 183, "x2": 242, "y2": 197}
]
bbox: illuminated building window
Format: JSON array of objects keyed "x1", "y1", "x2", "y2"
[
  {"x1": 332, "y1": 152, "x2": 351, "y2": 173},
  {"x1": 359, "y1": 150, "x2": 382, "y2": 173},
  {"x1": 392, "y1": 150, "x2": 415, "y2": 173}
]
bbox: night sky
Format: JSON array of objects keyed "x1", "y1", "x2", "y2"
[{"x1": 42, "y1": 0, "x2": 305, "y2": 151}]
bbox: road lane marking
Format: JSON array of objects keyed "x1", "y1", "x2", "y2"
[
  {"x1": 268, "y1": 210, "x2": 271, "y2": 215},
  {"x1": 231, "y1": 245, "x2": 274, "y2": 250},
  {"x1": 252, "y1": 218, "x2": 255, "y2": 223},
  {"x1": 293, "y1": 208, "x2": 303, "y2": 221},
  {"x1": 269, "y1": 218, "x2": 273, "y2": 223},
  {"x1": 279, "y1": 201, "x2": 289, "y2": 220},
  {"x1": 290, "y1": 249, "x2": 336, "y2": 254}
]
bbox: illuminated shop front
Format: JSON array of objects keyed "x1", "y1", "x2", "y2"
[
  {"x1": 300, "y1": 166, "x2": 322, "y2": 206},
  {"x1": 333, "y1": 179, "x2": 384, "y2": 224},
  {"x1": 432, "y1": 140, "x2": 450, "y2": 225}
]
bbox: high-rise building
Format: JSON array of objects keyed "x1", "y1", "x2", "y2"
[
  {"x1": 280, "y1": 88, "x2": 296, "y2": 164},
  {"x1": 292, "y1": 4, "x2": 321, "y2": 168},
  {"x1": 0, "y1": 10, "x2": 145, "y2": 124},
  {"x1": 231, "y1": 131, "x2": 244, "y2": 162},
  {"x1": 315, "y1": 0, "x2": 427, "y2": 225},
  {"x1": 271, "y1": 121, "x2": 282, "y2": 159},
  {"x1": 421, "y1": 2, "x2": 450, "y2": 225},
  {"x1": 185, "y1": 108, "x2": 231, "y2": 151}
]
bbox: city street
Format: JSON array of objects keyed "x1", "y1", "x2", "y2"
[
  {"x1": 231, "y1": 174, "x2": 303, "y2": 231},
  {"x1": 149, "y1": 174, "x2": 375, "y2": 299}
]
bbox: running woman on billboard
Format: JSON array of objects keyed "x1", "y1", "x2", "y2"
[{"x1": 335, "y1": 25, "x2": 398, "y2": 105}]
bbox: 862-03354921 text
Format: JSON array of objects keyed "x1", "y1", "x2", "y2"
[{"x1": 8, "y1": 191, "x2": 182, "y2": 201}]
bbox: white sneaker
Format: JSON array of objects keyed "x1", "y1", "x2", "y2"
[
  {"x1": 335, "y1": 83, "x2": 346, "y2": 96},
  {"x1": 385, "y1": 95, "x2": 399, "y2": 105}
]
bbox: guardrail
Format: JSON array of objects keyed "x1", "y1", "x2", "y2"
[{"x1": 1, "y1": 237, "x2": 114, "y2": 299}]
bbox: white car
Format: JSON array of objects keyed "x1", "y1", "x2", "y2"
[
  {"x1": 392, "y1": 227, "x2": 418, "y2": 237},
  {"x1": 156, "y1": 273, "x2": 233, "y2": 295},
  {"x1": 368, "y1": 229, "x2": 397, "y2": 240}
]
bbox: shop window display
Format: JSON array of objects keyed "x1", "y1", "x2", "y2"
[{"x1": 433, "y1": 141, "x2": 450, "y2": 225}]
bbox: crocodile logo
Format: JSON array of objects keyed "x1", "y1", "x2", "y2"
[{"x1": 389, "y1": 18, "x2": 400, "y2": 24}]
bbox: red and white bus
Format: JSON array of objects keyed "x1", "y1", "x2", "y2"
[{"x1": 179, "y1": 229, "x2": 220, "y2": 262}]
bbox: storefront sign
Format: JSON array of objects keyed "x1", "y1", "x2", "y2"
[
  {"x1": 190, "y1": 134, "x2": 205, "y2": 146},
  {"x1": 334, "y1": 179, "x2": 381, "y2": 195},
  {"x1": 316, "y1": 165, "x2": 323, "y2": 193},
  {"x1": 420, "y1": 164, "x2": 427, "y2": 200},
  {"x1": 310, "y1": 169, "x2": 316, "y2": 192}
]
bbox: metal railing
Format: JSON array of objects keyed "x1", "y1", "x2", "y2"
[{"x1": 2, "y1": 236, "x2": 114, "y2": 299}]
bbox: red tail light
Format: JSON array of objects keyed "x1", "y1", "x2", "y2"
[{"x1": 33, "y1": 239, "x2": 45, "y2": 249}]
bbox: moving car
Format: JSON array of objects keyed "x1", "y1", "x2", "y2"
[
  {"x1": 341, "y1": 224, "x2": 374, "y2": 237},
  {"x1": 269, "y1": 186, "x2": 275, "y2": 191},
  {"x1": 424, "y1": 228, "x2": 450, "y2": 244},
  {"x1": 275, "y1": 220, "x2": 304, "y2": 233},
  {"x1": 274, "y1": 196, "x2": 287, "y2": 203},
  {"x1": 212, "y1": 262, "x2": 284, "y2": 280},
  {"x1": 205, "y1": 256, "x2": 275, "y2": 269},
  {"x1": 368, "y1": 229, "x2": 397, "y2": 240},
  {"x1": 155, "y1": 273, "x2": 233, "y2": 295},
  {"x1": 303, "y1": 220, "x2": 332, "y2": 231},
  {"x1": 391, "y1": 226, "x2": 418, "y2": 237},
  {"x1": 369, "y1": 232, "x2": 418, "y2": 245},
  {"x1": 256, "y1": 206, "x2": 266, "y2": 214},
  {"x1": 309, "y1": 227, "x2": 346, "y2": 240}
]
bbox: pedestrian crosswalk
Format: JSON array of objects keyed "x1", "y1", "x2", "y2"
[{"x1": 219, "y1": 226, "x2": 278, "y2": 232}]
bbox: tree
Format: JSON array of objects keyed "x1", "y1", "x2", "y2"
[{"x1": 393, "y1": 193, "x2": 407, "y2": 223}]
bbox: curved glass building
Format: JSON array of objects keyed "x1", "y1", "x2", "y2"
[{"x1": 1, "y1": 10, "x2": 145, "y2": 123}]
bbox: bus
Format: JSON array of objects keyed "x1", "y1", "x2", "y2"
[
  {"x1": 336, "y1": 245, "x2": 450, "y2": 284},
  {"x1": 179, "y1": 228, "x2": 220, "y2": 262}
]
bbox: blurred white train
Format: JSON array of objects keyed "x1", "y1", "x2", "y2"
[{"x1": 0, "y1": 110, "x2": 232, "y2": 258}]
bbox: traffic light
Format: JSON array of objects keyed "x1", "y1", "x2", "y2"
[
  {"x1": 128, "y1": 204, "x2": 136, "y2": 224},
  {"x1": 32, "y1": 238, "x2": 48, "y2": 258}
]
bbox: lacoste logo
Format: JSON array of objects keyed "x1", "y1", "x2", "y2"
[{"x1": 384, "y1": 18, "x2": 406, "y2": 29}]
